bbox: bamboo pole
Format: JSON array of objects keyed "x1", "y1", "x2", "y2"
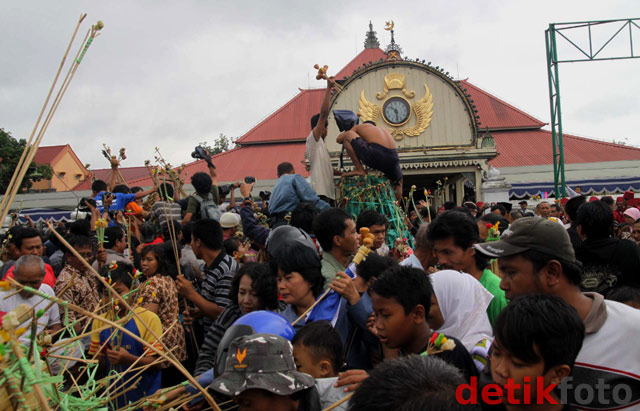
[
  {"x1": 0, "y1": 13, "x2": 86, "y2": 216},
  {"x1": 45, "y1": 221, "x2": 221, "y2": 411},
  {"x1": 8, "y1": 338, "x2": 52, "y2": 410},
  {"x1": 291, "y1": 288, "x2": 331, "y2": 326},
  {"x1": 322, "y1": 393, "x2": 353, "y2": 411}
]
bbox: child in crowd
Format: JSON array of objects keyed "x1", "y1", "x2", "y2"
[
  {"x1": 292, "y1": 321, "x2": 350, "y2": 411},
  {"x1": 89, "y1": 263, "x2": 163, "y2": 408},
  {"x1": 349, "y1": 356, "x2": 474, "y2": 411},
  {"x1": 223, "y1": 236, "x2": 255, "y2": 264},
  {"x1": 369, "y1": 265, "x2": 478, "y2": 381},
  {"x1": 488, "y1": 294, "x2": 585, "y2": 410}
]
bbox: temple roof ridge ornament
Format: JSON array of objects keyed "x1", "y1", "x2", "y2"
[
  {"x1": 384, "y1": 20, "x2": 402, "y2": 60},
  {"x1": 364, "y1": 21, "x2": 380, "y2": 49}
]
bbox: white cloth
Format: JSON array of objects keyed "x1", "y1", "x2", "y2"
[
  {"x1": 315, "y1": 377, "x2": 349, "y2": 411},
  {"x1": 305, "y1": 131, "x2": 335, "y2": 200},
  {"x1": 572, "y1": 297, "x2": 640, "y2": 409},
  {"x1": 400, "y1": 253, "x2": 423, "y2": 270},
  {"x1": 376, "y1": 243, "x2": 390, "y2": 257},
  {"x1": 0, "y1": 283, "x2": 60, "y2": 344},
  {"x1": 430, "y1": 270, "x2": 493, "y2": 351}
]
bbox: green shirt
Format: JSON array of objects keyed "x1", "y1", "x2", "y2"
[
  {"x1": 321, "y1": 253, "x2": 346, "y2": 291},
  {"x1": 186, "y1": 185, "x2": 220, "y2": 217},
  {"x1": 480, "y1": 269, "x2": 508, "y2": 326}
]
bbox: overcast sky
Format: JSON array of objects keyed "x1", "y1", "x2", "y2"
[{"x1": 2, "y1": 1, "x2": 639, "y2": 170}]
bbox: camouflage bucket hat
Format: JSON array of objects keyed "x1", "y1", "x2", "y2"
[{"x1": 210, "y1": 333, "x2": 315, "y2": 397}]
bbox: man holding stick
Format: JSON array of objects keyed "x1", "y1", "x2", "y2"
[{"x1": 306, "y1": 77, "x2": 343, "y2": 206}]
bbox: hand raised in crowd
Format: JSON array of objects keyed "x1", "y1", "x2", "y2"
[
  {"x1": 240, "y1": 181, "x2": 255, "y2": 199},
  {"x1": 334, "y1": 369, "x2": 369, "y2": 392},
  {"x1": 329, "y1": 273, "x2": 360, "y2": 305},
  {"x1": 175, "y1": 274, "x2": 196, "y2": 299}
]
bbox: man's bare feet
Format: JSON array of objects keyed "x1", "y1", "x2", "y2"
[{"x1": 341, "y1": 170, "x2": 367, "y2": 178}]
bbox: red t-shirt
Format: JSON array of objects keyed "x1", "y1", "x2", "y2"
[{"x1": 3, "y1": 263, "x2": 56, "y2": 288}]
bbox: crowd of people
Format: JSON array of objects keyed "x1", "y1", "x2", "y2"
[{"x1": 0, "y1": 79, "x2": 639, "y2": 410}]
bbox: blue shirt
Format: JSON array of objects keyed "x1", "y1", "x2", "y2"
[
  {"x1": 94, "y1": 191, "x2": 136, "y2": 212},
  {"x1": 268, "y1": 174, "x2": 329, "y2": 215}
]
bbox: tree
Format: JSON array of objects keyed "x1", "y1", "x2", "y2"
[
  {"x1": 199, "y1": 133, "x2": 234, "y2": 155},
  {"x1": 0, "y1": 128, "x2": 53, "y2": 194}
]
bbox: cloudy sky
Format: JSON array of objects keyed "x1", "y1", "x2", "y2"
[{"x1": 2, "y1": 1, "x2": 638, "y2": 170}]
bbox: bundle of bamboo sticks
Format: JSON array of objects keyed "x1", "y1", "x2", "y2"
[{"x1": 0, "y1": 14, "x2": 102, "y2": 227}]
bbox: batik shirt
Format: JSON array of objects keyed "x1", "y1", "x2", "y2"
[
  {"x1": 137, "y1": 274, "x2": 186, "y2": 362},
  {"x1": 54, "y1": 264, "x2": 100, "y2": 330}
]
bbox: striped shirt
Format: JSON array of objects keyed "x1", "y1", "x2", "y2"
[
  {"x1": 193, "y1": 301, "x2": 287, "y2": 377},
  {"x1": 194, "y1": 305, "x2": 243, "y2": 376},
  {"x1": 200, "y1": 251, "x2": 237, "y2": 328},
  {"x1": 150, "y1": 201, "x2": 183, "y2": 231}
]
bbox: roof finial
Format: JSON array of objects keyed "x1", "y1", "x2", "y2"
[
  {"x1": 364, "y1": 20, "x2": 380, "y2": 49},
  {"x1": 384, "y1": 20, "x2": 402, "y2": 60}
]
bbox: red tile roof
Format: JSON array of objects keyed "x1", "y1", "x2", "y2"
[
  {"x1": 33, "y1": 145, "x2": 67, "y2": 164},
  {"x1": 235, "y1": 89, "x2": 324, "y2": 145},
  {"x1": 490, "y1": 129, "x2": 640, "y2": 168},
  {"x1": 236, "y1": 48, "x2": 387, "y2": 146},
  {"x1": 458, "y1": 80, "x2": 546, "y2": 130},
  {"x1": 123, "y1": 144, "x2": 309, "y2": 188},
  {"x1": 335, "y1": 48, "x2": 387, "y2": 80}
]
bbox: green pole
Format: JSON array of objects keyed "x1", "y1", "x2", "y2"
[{"x1": 545, "y1": 25, "x2": 567, "y2": 198}]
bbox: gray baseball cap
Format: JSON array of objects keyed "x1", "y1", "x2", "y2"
[
  {"x1": 473, "y1": 217, "x2": 576, "y2": 262},
  {"x1": 210, "y1": 333, "x2": 315, "y2": 397}
]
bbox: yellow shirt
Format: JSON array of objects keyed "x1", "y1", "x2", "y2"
[{"x1": 89, "y1": 306, "x2": 163, "y2": 357}]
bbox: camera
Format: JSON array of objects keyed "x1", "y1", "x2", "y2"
[
  {"x1": 259, "y1": 191, "x2": 271, "y2": 201},
  {"x1": 78, "y1": 197, "x2": 97, "y2": 212},
  {"x1": 191, "y1": 146, "x2": 215, "y2": 168},
  {"x1": 244, "y1": 176, "x2": 256, "y2": 184},
  {"x1": 218, "y1": 184, "x2": 232, "y2": 197}
]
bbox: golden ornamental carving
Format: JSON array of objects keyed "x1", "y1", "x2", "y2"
[
  {"x1": 376, "y1": 73, "x2": 415, "y2": 100},
  {"x1": 358, "y1": 73, "x2": 433, "y2": 140}
]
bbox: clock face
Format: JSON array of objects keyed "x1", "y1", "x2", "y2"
[{"x1": 382, "y1": 97, "x2": 411, "y2": 126}]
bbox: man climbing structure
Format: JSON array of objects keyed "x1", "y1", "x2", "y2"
[{"x1": 337, "y1": 120, "x2": 403, "y2": 200}]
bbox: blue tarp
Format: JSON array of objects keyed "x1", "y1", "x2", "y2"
[
  {"x1": 16, "y1": 208, "x2": 73, "y2": 223},
  {"x1": 509, "y1": 176, "x2": 640, "y2": 199}
]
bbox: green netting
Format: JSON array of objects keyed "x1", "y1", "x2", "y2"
[{"x1": 338, "y1": 175, "x2": 413, "y2": 250}]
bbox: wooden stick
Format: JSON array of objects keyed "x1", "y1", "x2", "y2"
[
  {"x1": 47, "y1": 354, "x2": 99, "y2": 364},
  {"x1": 0, "y1": 13, "x2": 86, "y2": 218},
  {"x1": 102, "y1": 320, "x2": 179, "y2": 395},
  {"x1": 291, "y1": 288, "x2": 331, "y2": 326},
  {"x1": 8, "y1": 338, "x2": 52, "y2": 410},
  {"x1": 45, "y1": 221, "x2": 221, "y2": 411},
  {"x1": 323, "y1": 392, "x2": 353, "y2": 411},
  {"x1": 99, "y1": 376, "x2": 143, "y2": 410}
]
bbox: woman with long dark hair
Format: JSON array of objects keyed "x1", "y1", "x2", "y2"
[
  {"x1": 137, "y1": 244, "x2": 186, "y2": 387},
  {"x1": 193, "y1": 262, "x2": 282, "y2": 376}
]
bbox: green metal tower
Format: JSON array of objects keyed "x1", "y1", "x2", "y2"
[{"x1": 545, "y1": 18, "x2": 640, "y2": 198}]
